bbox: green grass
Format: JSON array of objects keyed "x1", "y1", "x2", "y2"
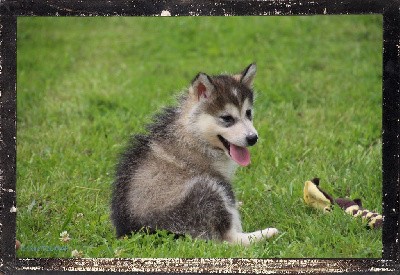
[{"x1": 16, "y1": 16, "x2": 382, "y2": 258}]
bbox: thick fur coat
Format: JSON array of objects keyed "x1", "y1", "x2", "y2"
[{"x1": 111, "y1": 64, "x2": 278, "y2": 245}]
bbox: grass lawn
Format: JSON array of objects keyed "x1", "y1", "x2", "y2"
[{"x1": 16, "y1": 16, "x2": 382, "y2": 258}]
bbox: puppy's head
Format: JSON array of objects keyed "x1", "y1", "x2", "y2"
[{"x1": 187, "y1": 64, "x2": 258, "y2": 166}]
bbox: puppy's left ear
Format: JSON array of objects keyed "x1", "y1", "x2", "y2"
[{"x1": 239, "y1": 63, "x2": 256, "y2": 88}]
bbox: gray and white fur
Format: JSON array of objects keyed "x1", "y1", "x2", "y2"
[{"x1": 111, "y1": 64, "x2": 278, "y2": 246}]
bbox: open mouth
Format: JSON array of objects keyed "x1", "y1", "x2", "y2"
[
  {"x1": 217, "y1": 135, "x2": 251, "y2": 167},
  {"x1": 217, "y1": 135, "x2": 230, "y2": 151}
]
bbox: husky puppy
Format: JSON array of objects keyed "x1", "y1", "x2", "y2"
[{"x1": 111, "y1": 64, "x2": 278, "y2": 246}]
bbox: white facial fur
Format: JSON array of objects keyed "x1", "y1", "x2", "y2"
[
  {"x1": 191, "y1": 98, "x2": 257, "y2": 155},
  {"x1": 193, "y1": 113, "x2": 223, "y2": 148},
  {"x1": 218, "y1": 98, "x2": 257, "y2": 147}
]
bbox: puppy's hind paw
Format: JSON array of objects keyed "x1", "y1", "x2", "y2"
[{"x1": 262, "y1": 227, "x2": 279, "y2": 238}]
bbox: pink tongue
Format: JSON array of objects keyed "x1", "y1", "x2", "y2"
[{"x1": 230, "y1": 144, "x2": 251, "y2": 166}]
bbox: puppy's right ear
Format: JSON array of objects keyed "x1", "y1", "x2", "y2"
[
  {"x1": 190, "y1": 73, "x2": 215, "y2": 101},
  {"x1": 240, "y1": 63, "x2": 256, "y2": 88}
]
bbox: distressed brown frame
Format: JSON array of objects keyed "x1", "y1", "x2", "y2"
[{"x1": 1, "y1": 0, "x2": 399, "y2": 274}]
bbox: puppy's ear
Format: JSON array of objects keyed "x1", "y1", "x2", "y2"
[
  {"x1": 190, "y1": 73, "x2": 215, "y2": 101},
  {"x1": 239, "y1": 63, "x2": 256, "y2": 87}
]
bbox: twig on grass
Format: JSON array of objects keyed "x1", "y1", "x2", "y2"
[{"x1": 74, "y1": 186, "x2": 101, "y2": 191}]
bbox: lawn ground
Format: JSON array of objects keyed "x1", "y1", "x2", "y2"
[{"x1": 16, "y1": 15, "x2": 382, "y2": 258}]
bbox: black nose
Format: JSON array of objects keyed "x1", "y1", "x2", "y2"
[{"x1": 246, "y1": 134, "x2": 258, "y2": 146}]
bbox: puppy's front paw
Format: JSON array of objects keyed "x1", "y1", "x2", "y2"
[{"x1": 262, "y1": 227, "x2": 279, "y2": 238}]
